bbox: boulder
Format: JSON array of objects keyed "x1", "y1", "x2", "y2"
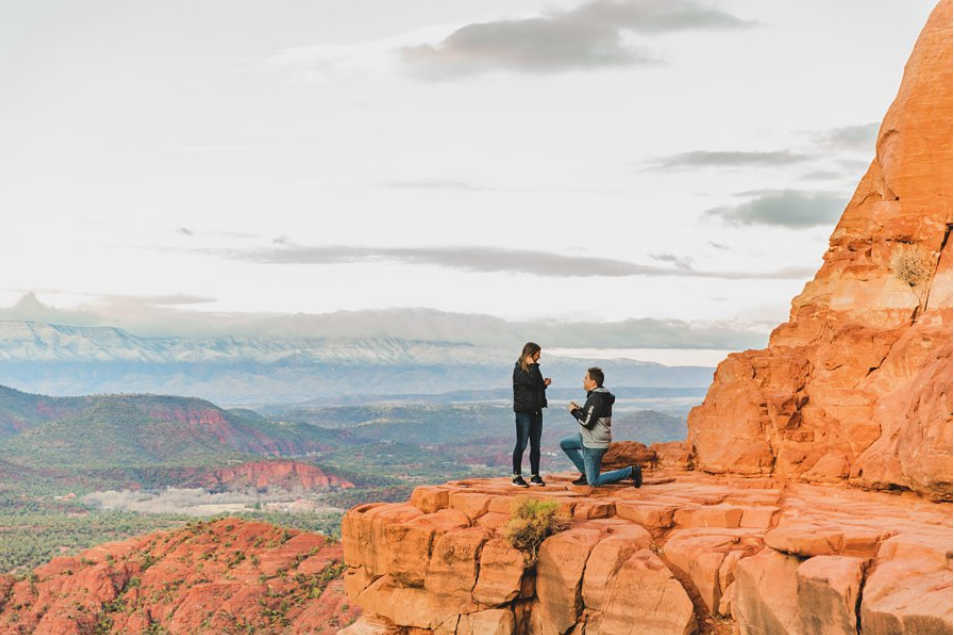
[
  {"x1": 796, "y1": 556, "x2": 867, "y2": 635},
  {"x1": 534, "y1": 527, "x2": 602, "y2": 634},
  {"x1": 651, "y1": 441, "x2": 694, "y2": 471},
  {"x1": 861, "y1": 558, "x2": 953, "y2": 635},
  {"x1": 664, "y1": 531, "x2": 738, "y2": 613},
  {"x1": 600, "y1": 550, "x2": 696, "y2": 635},
  {"x1": 472, "y1": 538, "x2": 527, "y2": 606},
  {"x1": 582, "y1": 532, "x2": 648, "y2": 612},
  {"x1": 425, "y1": 528, "x2": 491, "y2": 599},
  {"x1": 602, "y1": 441, "x2": 656, "y2": 469},
  {"x1": 733, "y1": 548, "x2": 803, "y2": 635},
  {"x1": 385, "y1": 510, "x2": 470, "y2": 586},
  {"x1": 765, "y1": 524, "x2": 893, "y2": 558},
  {"x1": 456, "y1": 609, "x2": 515, "y2": 635}
]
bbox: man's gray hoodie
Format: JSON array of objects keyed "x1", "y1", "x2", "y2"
[{"x1": 570, "y1": 386, "x2": 615, "y2": 449}]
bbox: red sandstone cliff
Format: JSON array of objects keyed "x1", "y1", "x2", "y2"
[
  {"x1": 687, "y1": 0, "x2": 953, "y2": 501},
  {"x1": 0, "y1": 519, "x2": 360, "y2": 634},
  {"x1": 207, "y1": 460, "x2": 355, "y2": 491}
]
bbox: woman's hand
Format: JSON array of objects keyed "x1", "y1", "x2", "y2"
[{"x1": 544, "y1": 378, "x2": 552, "y2": 387}]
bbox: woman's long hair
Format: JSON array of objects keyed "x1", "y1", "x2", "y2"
[{"x1": 518, "y1": 342, "x2": 541, "y2": 372}]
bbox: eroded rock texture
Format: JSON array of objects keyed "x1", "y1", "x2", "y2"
[
  {"x1": 209, "y1": 460, "x2": 355, "y2": 491},
  {"x1": 0, "y1": 519, "x2": 359, "y2": 634},
  {"x1": 340, "y1": 474, "x2": 952, "y2": 635},
  {"x1": 688, "y1": 0, "x2": 953, "y2": 501}
]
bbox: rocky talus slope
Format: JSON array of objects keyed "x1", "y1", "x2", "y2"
[
  {"x1": 688, "y1": 0, "x2": 952, "y2": 501},
  {"x1": 0, "y1": 519, "x2": 360, "y2": 634},
  {"x1": 339, "y1": 472, "x2": 951, "y2": 635}
]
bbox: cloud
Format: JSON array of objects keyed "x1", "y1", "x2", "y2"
[
  {"x1": 385, "y1": 179, "x2": 484, "y2": 191},
  {"x1": 0, "y1": 295, "x2": 768, "y2": 350},
  {"x1": 706, "y1": 190, "x2": 845, "y2": 228},
  {"x1": 400, "y1": 0, "x2": 750, "y2": 79},
  {"x1": 530, "y1": 316, "x2": 768, "y2": 349},
  {"x1": 232, "y1": 243, "x2": 811, "y2": 280},
  {"x1": 242, "y1": 244, "x2": 661, "y2": 276},
  {"x1": 816, "y1": 123, "x2": 879, "y2": 151},
  {"x1": 0, "y1": 293, "x2": 83, "y2": 326},
  {"x1": 0, "y1": 292, "x2": 219, "y2": 335},
  {"x1": 650, "y1": 253, "x2": 693, "y2": 269},
  {"x1": 256, "y1": 0, "x2": 749, "y2": 83},
  {"x1": 650, "y1": 150, "x2": 812, "y2": 170}
]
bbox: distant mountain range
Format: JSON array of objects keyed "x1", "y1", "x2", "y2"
[{"x1": 0, "y1": 321, "x2": 715, "y2": 405}]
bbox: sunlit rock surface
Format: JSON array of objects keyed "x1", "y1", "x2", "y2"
[
  {"x1": 341, "y1": 474, "x2": 951, "y2": 635},
  {"x1": 688, "y1": 0, "x2": 953, "y2": 501}
]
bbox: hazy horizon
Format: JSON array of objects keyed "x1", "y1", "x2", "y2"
[{"x1": 0, "y1": 0, "x2": 938, "y2": 366}]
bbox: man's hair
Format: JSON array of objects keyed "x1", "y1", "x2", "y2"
[{"x1": 587, "y1": 366, "x2": 605, "y2": 387}]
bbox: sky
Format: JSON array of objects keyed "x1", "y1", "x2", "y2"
[{"x1": 0, "y1": 0, "x2": 939, "y2": 364}]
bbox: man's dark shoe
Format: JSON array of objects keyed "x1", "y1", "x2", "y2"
[
  {"x1": 530, "y1": 474, "x2": 546, "y2": 486},
  {"x1": 572, "y1": 473, "x2": 588, "y2": 486},
  {"x1": 631, "y1": 464, "x2": 643, "y2": 488},
  {"x1": 512, "y1": 475, "x2": 529, "y2": 488}
]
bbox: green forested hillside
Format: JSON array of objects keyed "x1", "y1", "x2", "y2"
[{"x1": 0, "y1": 386, "x2": 345, "y2": 471}]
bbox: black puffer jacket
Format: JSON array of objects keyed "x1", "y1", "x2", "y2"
[{"x1": 513, "y1": 362, "x2": 548, "y2": 412}]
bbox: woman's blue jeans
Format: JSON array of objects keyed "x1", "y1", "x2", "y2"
[
  {"x1": 559, "y1": 432, "x2": 633, "y2": 486},
  {"x1": 513, "y1": 410, "x2": 543, "y2": 475}
]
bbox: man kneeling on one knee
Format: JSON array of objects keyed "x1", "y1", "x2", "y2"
[{"x1": 560, "y1": 367, "x2": 642, "y2": 488}]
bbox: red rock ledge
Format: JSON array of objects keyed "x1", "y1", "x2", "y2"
[{"x1": 340, "y1": 473, "x2": 952, "y2": 635}]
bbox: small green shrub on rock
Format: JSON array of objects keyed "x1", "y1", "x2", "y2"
[{"x1": 503, "y1": 497, "x2": 568, "y2": 568}]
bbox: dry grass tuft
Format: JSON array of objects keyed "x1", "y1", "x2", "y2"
[
  {"x1": 890, "y1": 243, "x2": 931, "y2": 287},
  {"x1": 503, "y1": 497, "x2": 568, "y2": 568}
]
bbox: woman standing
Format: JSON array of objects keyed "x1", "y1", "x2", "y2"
[{"x1": 512, "y1": 342, "x2": 551, "y2": 487}]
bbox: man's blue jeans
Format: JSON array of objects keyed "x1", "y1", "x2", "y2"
[{"x1": 559, "y1": 432, "x2": 633, "y2": 486}]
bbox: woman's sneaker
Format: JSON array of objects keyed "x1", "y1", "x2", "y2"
[
  {"x1": 512, "y1": 475, "x2": 529, "y2": 488},
  {"x1": 530, "y1": 474, "x2": 546, "y2": 486},
  {"x1": 631, "y1": 465, "x2": 643, "y2": 488},
  {"x1": 572, "y1": 473, "x2": 588, "y2": 486}
]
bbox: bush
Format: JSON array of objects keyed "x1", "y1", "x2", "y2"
[
  {"x1": 503, "y1": 497, "x2": 567, "y2": 568},
  {"x1": 891, "y1": 243, "x2": 931, "y2": 287}
]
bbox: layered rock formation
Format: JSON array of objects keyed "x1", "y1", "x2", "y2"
[
  {"x1": 0, "y1": 519, "x2": 360, "y2": 634},
  {"x1": 688, "y1": 0, "x2": 953, "y2": 501},
  {"x1": 206, "y1": 460, "x2": 354, "y2": 491},
  {"x1": 340, "y1": 474, "x2": 952, "y2": 635}
]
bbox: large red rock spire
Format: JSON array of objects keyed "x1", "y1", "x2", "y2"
[{"x1": 688, "y1": 0, "x2": 953, "y2": 500}]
